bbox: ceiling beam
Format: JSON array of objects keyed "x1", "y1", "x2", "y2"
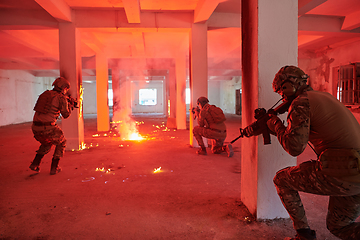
[
  {"x1": 34, "y1": 0, "x2": 72, "y2": 22},
  {"x1": 298, "y1": 15, "x2": 344, "y2": 32},
  {"x1": 122, "y1": 0, "x2": 141, "y2": 23},
  {"x1": 341, "y1": 10, "x2": 360, "y2": 30},
  {"x1": 298, "y1": 0, "x2": 327, "y2": 16},
  {"x1": 75, "y1": 10, "x2": 193, "y2": 29},
  {"x1": 132, "y1": 32, "x2": 145, "y2": 56},
  {"x1": 3, "y1": 30, "x2": 59, "y2": 59},
  {"x1": 0, "y1": 10, "x2": 58, "y2": 29},
  {"x1": 208, "y1": 12, "x2": 240, "y2": 28},
  {"x1": 81, "y1": 32, "x2": 105, "y2": 54},
  {"x1": 194, "y1": 0, "x2": 222, "y2": 23}
]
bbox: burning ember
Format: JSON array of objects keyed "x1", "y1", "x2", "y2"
[
  {"x1": 153, "y1": 167, "x2": 162, "y2": 173},
  {"x1": 111, "y1": 109, "x2": 144, "y2": 141},
  {"x1": 71, "y1": 142, "x2": 99, "y2": 151},
  {"x1": 95, "y1": 167, "x2": 112, "y2": 173}
]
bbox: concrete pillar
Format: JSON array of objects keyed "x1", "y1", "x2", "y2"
[
  {"x1": 59, "y1": 22, "x2": 84, "y2": 151},
  {"x1": 241, "y1": 0, "x2": 298, "y2": 220},
  {"x1": 167, "y1": 64, "x2": 177, "y2": 128},
  {"x1": 112, "y1": 67, "x2": 120, "y2": 113},
  {"x1": 96, "y1": 52, "x2": 110, "y2": 132},
  {"x1": 176, "y1": 54, "x2": 187, "y2": 130},
  {"x1": 169, "y1": 65, "x2": 176, "y2": 118},
  {"x1": 189, "y1": 22, "x2": 208, "y2": 146},
  {"x1": 119, "y1": 70, "x2": 131, "y2": 114},
  {"x1": 164, "y1": 72, "x2": 169, "y2": 116}
]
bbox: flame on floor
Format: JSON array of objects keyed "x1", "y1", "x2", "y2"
[
  {"x1": 153, "y1": 167, "x2": 162, "y2": 173},
  {"x1": 129, "y1": 132, "x2": 143, "y2": 140}
]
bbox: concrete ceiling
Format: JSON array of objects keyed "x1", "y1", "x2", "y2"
[{"x1": 0, "y1": 0, "x2": 359, "y2": 80}]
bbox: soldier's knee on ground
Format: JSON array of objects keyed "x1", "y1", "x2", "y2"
[
  {"x1": 211, "y1": 146, "x2": 223, "y2": 154},
  {"x1": 273, "y1": 169, "x2": 287, "y2": 187}
]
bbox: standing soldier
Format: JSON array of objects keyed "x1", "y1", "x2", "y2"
[
  {"x1": 29, "y1": 77, "x2": 73, "y2": 175},
  {"x1": 192, "y1": 96, "x2": 234, "y2": 157},
  {"x1": 266, "y1": 66, "x2": 360, "y2": 240}
]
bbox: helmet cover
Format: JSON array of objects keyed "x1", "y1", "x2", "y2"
[
  {"x1": 272, "y1": 66, "x2": 308, "y2": 92},
  {"x1": 52, "y1": 77, "x2": 70, "y2": 91},
  {"x1": 197, "y1": 96, "x2": 209, "y2": 107}
]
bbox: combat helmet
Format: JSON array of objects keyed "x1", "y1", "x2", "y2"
[
  {"x1": 272, "y1": 66, "x2": 309, "y2": 93},
  {"x1": 52, "y1": 77, "x2": 70, "y2": 92},
  {"x1": 197, "y1": 96, "x2": 209, "y2": 107}
]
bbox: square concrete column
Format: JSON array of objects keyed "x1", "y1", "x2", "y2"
[
  {"x1": 176, "y1": 54, "x2": 187, "y2": 130},
  {"x1": 189, "y1": 22, "x2": 208, "y2": 146},
  {"x1": 167, "y1": 65, "x2": 177, "y2": 129},
  {"x1": 111, "y1": 67, "x2": 120, "y2": 113},
  {"x1": 169, "y1": 65, "x2": 176, "y2": 119},
  {"x1": 59, "y1": 22, "x2": 84, "y2": 151},
  {"x1": 241, "y1": 0, "x2": 298, "y2": 219},
  {"x1": 96, "y1": 52, "x2": 110, "y2": 132},
  {"x1": 119, "y1": 70, "x2": 131, "y2": 115}
]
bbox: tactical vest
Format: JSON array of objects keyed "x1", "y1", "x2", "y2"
[{"x1": 33, "y1": 90, "x2": 57, "y2": 114}]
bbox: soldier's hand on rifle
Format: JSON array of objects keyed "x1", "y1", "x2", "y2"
[
  {"x1": 191, "y1": 106, "x2": 200, "y2": 119},
  {"x1": 266, "y1": 114, "x2": 283, "y2": 136}
]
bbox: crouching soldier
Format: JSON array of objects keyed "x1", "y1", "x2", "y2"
[
  {"x1": 192, "y1": 97, "x2": 234, "y2": 157},
  {"x1": 29, "y1": 77, "x2": 72, "y2": 175},
  {"x1": 267, "y1": 66, "x2": 360, "y2": 240}
]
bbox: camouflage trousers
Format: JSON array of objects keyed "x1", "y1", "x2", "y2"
[
  {"x1": 193, "y1": 126, "x2": 226, "y2": 153},
  {"x1": 273, "y1": 160, "x2": 360, "y2": 240},
  {"x1": 32, "y1": 124, "x2": 66, "y2": 158}
]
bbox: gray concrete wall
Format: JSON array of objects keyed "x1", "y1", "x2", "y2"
[
  {"x1": 82, "y1": 80, "x2": 97, "y2": 114},
  {"x1": 299, "y1": 39, "x2": 360, "y2": 123},
  {"x1": 220, "y1": 76, "x2": 241, "y2": 114},
  {"x1": 208, "y1": 77, "x2": 241, "y2": 114},
  {"x1": 0, "y1": 70, "x2": 52, "y2": 126}
]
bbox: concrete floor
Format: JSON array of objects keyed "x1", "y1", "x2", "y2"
[{"x1": 0, "y1": 114, "x2": 341, "y2": 240}]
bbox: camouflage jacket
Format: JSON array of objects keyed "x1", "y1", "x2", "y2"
[
  {"x1": 198, "y1": 103, "x2": 226, "y2": 131},
  {"x1": 274, "y1": 85, "x2": 360, "y2": 156}
]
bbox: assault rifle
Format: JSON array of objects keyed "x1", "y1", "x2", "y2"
[
  {"x1": 191, "y1": 106, "x2": 200, "y2": 119},
  {"x1": 230, "y1": 97, "x2": 294, "y2": 145},
  {"x1": 66, "y1": 95, "x2": 79, "y2": 109}
]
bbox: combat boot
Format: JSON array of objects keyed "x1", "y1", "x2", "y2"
[
  {"x1": 29, "y1": 154, "x2": 44, "y2": 172},
  {"x1": 50, "y1": 157, "x2": 62, "y2": 175},
  {"x1": 225, "y1": 144, "x2": 234, "y2": 158},
  {"x1": 196, "y1": 146, "x2": 207, "y2": 155},
  {"x1": 284, "y1": 228, "x2": 316, "y2": 240}
]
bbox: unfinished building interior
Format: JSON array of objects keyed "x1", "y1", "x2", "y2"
[{"x1": 1, "y1": 0, "x2": 360, "y2": 239}]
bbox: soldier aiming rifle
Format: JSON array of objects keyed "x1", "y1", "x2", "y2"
[{"x1": 235, "y1": 66, "x2": 360, "y2": 240}]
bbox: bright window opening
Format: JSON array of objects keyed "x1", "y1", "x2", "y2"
[
  {"x1": 186, "y1": 88, "x2": 190, "y2": 104},
  {"x1": 108, "y1": 89, "x2": 113, "y2": 107},
  {"x1": 139, "y1": 89, "x2": 157, "y2": 105}
]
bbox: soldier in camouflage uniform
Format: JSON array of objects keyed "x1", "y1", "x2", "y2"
[
  {"x1": 193, "y1": 97, "x2": 234, "y2": 157},
  {"x1": 266, "y1": 66, "x2": 360, "y2": 240},
  {"x1": 29, "y1": 77, "x2": 72, "y2": 175}
]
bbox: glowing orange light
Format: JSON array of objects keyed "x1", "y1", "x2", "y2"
[
  {"x1": 154, "y1": 167, "x2": 162, "y2": 173},
  {"x1": 95, "y1": 167, "x2": 112, "y2": 173},
  {"x1": 112, "y1": 112, "x2": 144, "y2": 141},
  {"x1": 79, "y1": 85, "x2": 84, "y2": 119},
  {"x1": 79, "y1": 142, "x2": 86, "y2": 150},
  {"x1": 129, "y1": 132, "x2": 143, "y2": 140}
]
